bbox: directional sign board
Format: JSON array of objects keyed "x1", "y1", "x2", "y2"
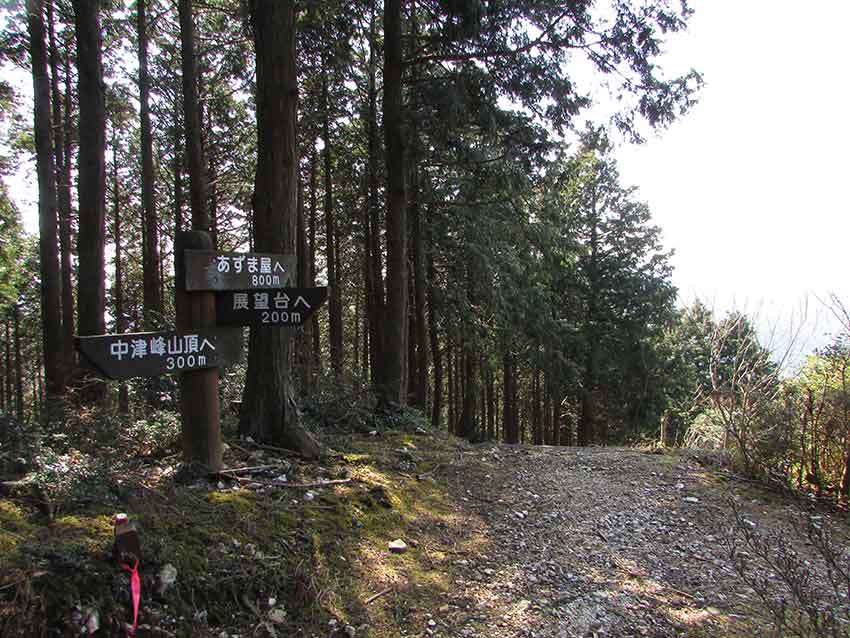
[
  {"x1": 216, "y1": 287, "x2": 327, "y2": 327},
  {"x1": 76, "y1": 329, "x2": 242, "y2": 380},
  {"x1": 185, "y1": 250, "x2": 296, "y2": 291}
]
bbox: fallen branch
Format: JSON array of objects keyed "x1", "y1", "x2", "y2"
[
  {"x1": 218, "y1": 464, "x2": 286, "y2": 475},
  {"x1": 662, "y1": 585, "x2": 698, "y2": 601},
  {"x1": 219, "y1": 475, "x2": 352, "y2": 489},
  {"x1": 416, "y1": 464, "x2": 442, "y2": 479},
  {"x1": 0, "y1": 571, "x2": 47, "y2": 591},
  {"x1": 244, "y1": 441, "x2": 301, "y2": 456},
  {"x1": 364, "y1": 587, "x2": 393, "y2": 605}
]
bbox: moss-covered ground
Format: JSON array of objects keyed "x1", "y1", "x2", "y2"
[{"x1": 0, "y1": 426, "x2": 474, "y2": 637}]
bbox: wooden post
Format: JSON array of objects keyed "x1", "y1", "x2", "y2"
[
  {"x1": 660, "y1": 410, "x2": 675, "y2": 448},
  {"x1": 175, "y1": 230, "x2": 222, "y2": 471}
]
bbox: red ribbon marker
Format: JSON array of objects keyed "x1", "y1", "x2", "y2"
[{"x1": 120, "y1": 559, "x2": 140, "y2": 636}]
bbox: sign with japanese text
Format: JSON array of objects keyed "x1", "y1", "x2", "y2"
[
  {"x1": 76, "y1": 329, "x2": 242, "y2": 380},
  {"x1": 215, "y1": 287, "x2": 327, "y2": 327},
  {"x1": 185, "y1": 250, "x2": 296, "y2": 291}
]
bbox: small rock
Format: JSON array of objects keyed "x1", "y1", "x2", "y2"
[
  {"x1": 83, "y1": 608, "x2": 99, "y2": 634},
  {"x1": 388, "y1": 539, "x2": 408, "y2": 553},
  {"x1": 344, "y1": 625, "x2": 356, "y2": 637},
  {"x1": 683, "y1": 496, "x2": 700, "y2": 503},
  {"x1": 427, "y1": 619, "x2": 437, "y2": 627},
  {"x1": 675, "y1": 482, "x2": 685, "y2": 490},
  {"x1": 304, "y1": 490, "x2": 317, "y2": 501},
  {"x1": 268, "y1": 608, "x2": 287, "y2": 624},
  {"x1": 157, "y1": 563, "x2": 178, "y2": 595}
]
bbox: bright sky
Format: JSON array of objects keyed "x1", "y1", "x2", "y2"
[{"x1": 615, "y1": 0, "x2": 850, "y2": 356}]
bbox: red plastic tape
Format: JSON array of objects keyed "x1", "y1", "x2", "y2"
[{"x1": 120, "y1": 560, "x2": 140, "y2": 636}]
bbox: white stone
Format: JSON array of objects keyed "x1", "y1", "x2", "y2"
[{"x1": 389, "y1": 539, "x2": 408, "y2": 553}]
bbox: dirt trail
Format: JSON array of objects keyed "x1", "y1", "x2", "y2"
[{"x1": 422, "y1": 444, "x2": 801, "y2": 638}]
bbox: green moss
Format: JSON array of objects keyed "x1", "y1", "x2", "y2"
[
  {"x1": 0, "y1": 500, "x2": 31, "y2": 529},
  {"x1": 0, "y1": 426, "x2": 477, "y2": 637},
  {"x1": 206, "y1": 489, "x2": 257, "y2": 510},
  {"x1": 0, "y1": 500, "x2": 34, "y2": 559}
]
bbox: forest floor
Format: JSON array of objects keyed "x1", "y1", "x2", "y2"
[{"x1": 1, "y1": 426, "x2": 844, "y2": 637}]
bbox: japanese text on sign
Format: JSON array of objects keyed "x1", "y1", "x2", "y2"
[
  {"x1": 109, "y1": 333, "x2": 216, "y2": 370},
  {"x1": 230, "y1": 290, "x2": 312, "y2": 324},
  {"x1": 185, "y1": 251, "x2": 296, "y2": 291}
]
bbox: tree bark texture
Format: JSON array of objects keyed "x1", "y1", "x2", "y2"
[
  {"x1": 47, "y1": 0, "x2": 74, "y2": 382},
  {"x1": 137, "y1": 0, "x2": 163, "y2": 328},
  {"x1": 365, "y1": 0, "x2": 384, "y2": 388},
  {"x1": 459, "y1": 350, "x2": 478, "y2": 440},
  {"x1": 410, "y1": 168, "x2": 428, "y2": 410},
  {"x1": 503, "y1": 350, "x2": 519, "y2": 444},
  {"x1": 111, "y1": 131, "x2": 129, "y2": 414},
  {"x1": 308, "y1": 150, "x2": 321, "y2": 371},
  {"x1": 4, "y1": 320, "x2": 12, "y2": 417},
  {"x1": 28, "y1": 0, "x2": 65, "y2": 411},
  {"x1": 172, "y1": 97, "x2": 184, "y2": 235},
  {"x1": 60, "y1": 36, "x2": 76, "y2": 373},
  {"x1": 381, "y1": 0, "x2": 407, "y2": 404},
  {"x1": 72, "y1": 0, "x2": 106, "y2": 339},
  {"x1": 13, "y1": 306, "x2": 23, "y2": 424},
  {"x1": 321, "y1": 63, "x2": 343, "y2": 377},
  {"x1": 241, "y1": 0, "x2": 321, "y2": 458},
  {"x1": 178, "y1": 0, "x2": 209, "y2": 232}
]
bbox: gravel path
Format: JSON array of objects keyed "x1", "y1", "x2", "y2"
[{"x1": 425, "y1": 444, "x2": 811, "y2": 638}]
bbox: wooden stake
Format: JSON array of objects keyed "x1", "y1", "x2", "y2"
[{"x1": 175, "y1": 230, "x2": 222, "y2": 472}]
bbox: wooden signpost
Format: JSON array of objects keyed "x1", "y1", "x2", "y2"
[
  {"x1": 215, "y1": 287, "x2": 327, "y2": 327},
  {"x1": 184, "y1": 250, "x2": 296, "y2": 291},
  {"x1": 76, "y1": 329, "x2": 241, "y2": 380},
  {"x1": 75, "y1": 236, "x2": 327, "y2": 473}
]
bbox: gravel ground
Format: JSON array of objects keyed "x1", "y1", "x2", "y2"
[{"x1": 420, "y1": 444, "x2": 834, "y2": 638}]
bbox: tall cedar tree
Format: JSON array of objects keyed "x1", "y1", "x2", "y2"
[
  {"x1": 381, "y1": 0, "x2": 407, "y2": 404},
  {"x1": 27, "y1": 0, "x2": 64, "y2": 410},
  {"x1": 71, "y1": 0, "x2": 106, "y2": 340},
  {"x1": 46, "y1": 0, "x2": 74, "y2": 377},
  {"x1": 137, "y1": 0, "x2": 163, "y2": 328},
  {"x1": 178, "y1": 0, "x2": 208, "y2": 231},
  {"x1": 241, "y1": 0, "x2": 321, "y2": 457}
]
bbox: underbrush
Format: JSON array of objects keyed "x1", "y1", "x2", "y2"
[
  {"x1": 0, "y1": 400, "x2": 457, "y2": 637},
  {"x1": 728, "y1": 499, "x2": 850, "y2": 637},
  {"x1": 299, "y1": 374, "x2": 429, "y2": 435}
]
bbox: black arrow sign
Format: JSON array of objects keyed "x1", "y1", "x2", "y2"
[
  {"x1": 215, "y1": 287, "x2": 327, "y2": 327},
  {"x1": 76, "y1": 329, "x2": 242, "y2": 380},
  {"x1": 185, "y1": 250, "x2": 297, "y2": 291}
]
